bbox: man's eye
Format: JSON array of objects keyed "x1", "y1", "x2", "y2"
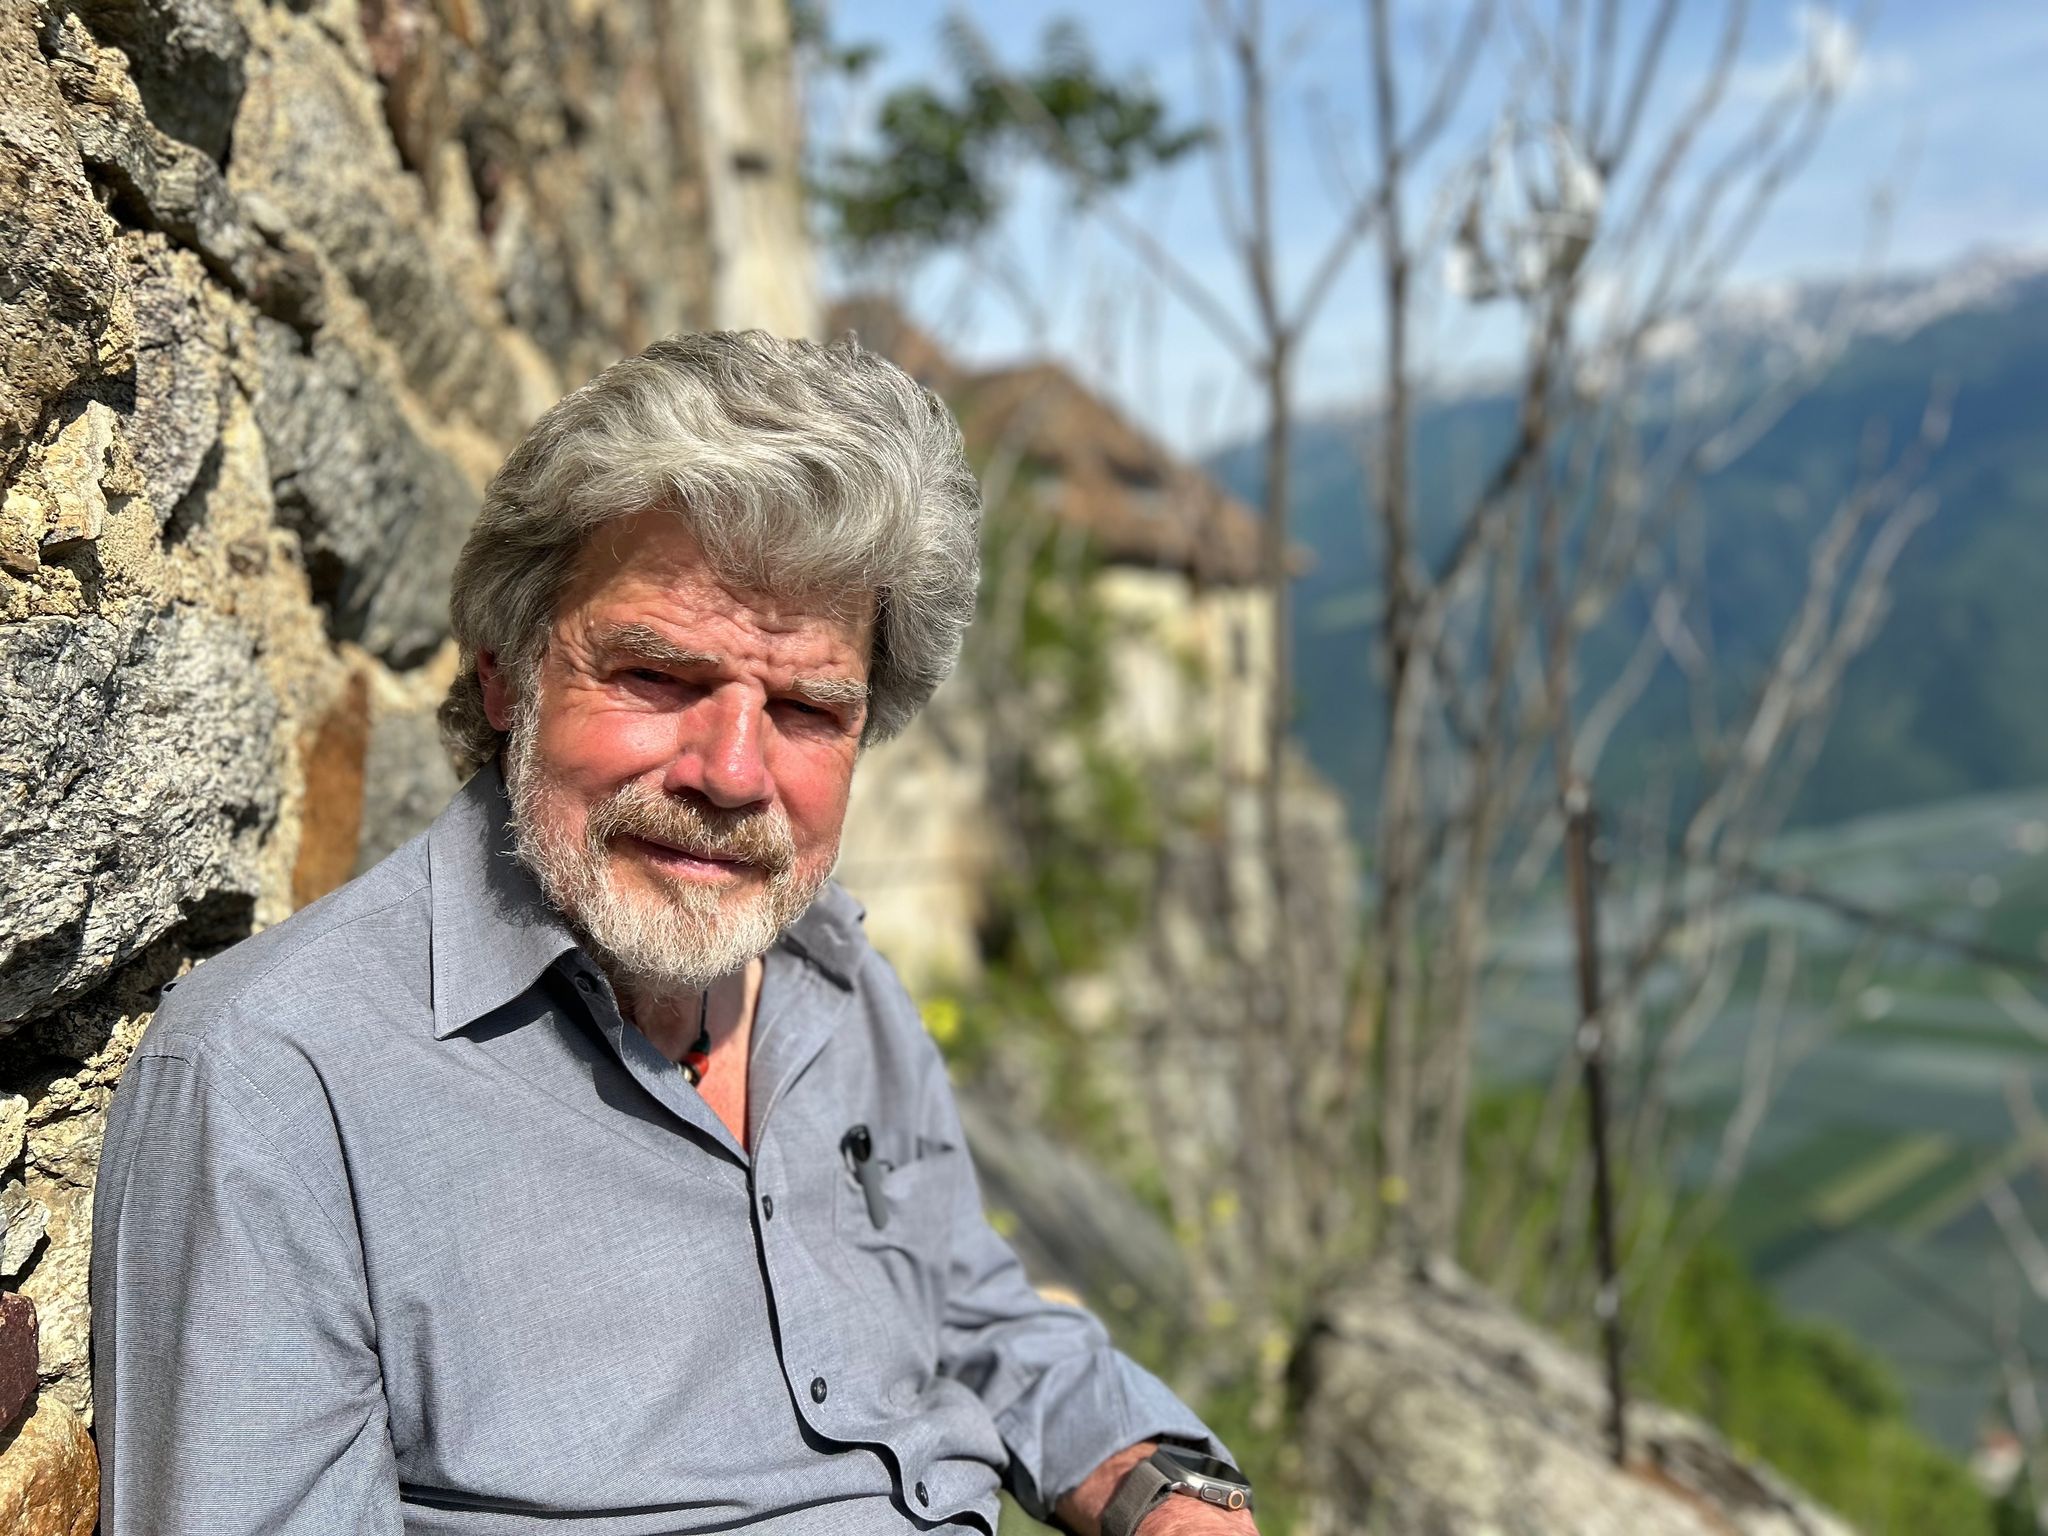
[{"x1": 626, "y1": 668, "x2": 674, "y2": 686}]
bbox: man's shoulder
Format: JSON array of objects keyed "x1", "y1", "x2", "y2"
[
  {"x1": 810, "y1": 884, "x2": 954, "y2": 1076},
  {"x1": 803, "y1": 882, "x2": 908, "y2": 1005},
  {"x1": 140, "y1": 830, "x2": 435, "y2": 1065}
]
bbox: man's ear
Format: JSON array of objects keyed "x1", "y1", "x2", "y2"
[{"x1": 477, "y1": 649, "x2": 515, "y2": 733}]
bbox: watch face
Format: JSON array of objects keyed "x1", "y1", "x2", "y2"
[{"x1": 1159, "y1": 1449, "x2": 1244, "y2": 1485}]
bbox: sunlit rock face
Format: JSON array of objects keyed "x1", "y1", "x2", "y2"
[
  {"x1": 1293, "y1": 1263, "x2": 1856, "y2": 1536},
  {"x1": 0, "y1": 0, "x2": 813, "y2": 1511}
]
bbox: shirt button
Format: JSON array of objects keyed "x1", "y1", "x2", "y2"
[
  {"x1": 573, "y1": 974, "x2": 596, "y2": 993},
  {"x1": 915, "y1": 1481, "x2": 929, "y2": 1507},
  {"x1": 761, "y1": 1194, "x2": 775, "y2": 1221},
  {"x1": 810, "y1": 1376, "x2": 828, "y2": 1404}
]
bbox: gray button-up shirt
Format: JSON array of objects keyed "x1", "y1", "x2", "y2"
[{"x1": 91, "y1": 766, "x2": 1224, "y2": 1534}]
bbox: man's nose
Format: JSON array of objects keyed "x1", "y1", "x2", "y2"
[{"x1": 666, "y1": 688, "x2": 772, "y2": 810}]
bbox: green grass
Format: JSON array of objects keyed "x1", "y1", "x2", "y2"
[
  {"x1": 1645, "y1": 1242, "x2": 1999, "y2": 1536},
  {"x1": 1719, "y1": 1124, "x2": 1900, "y2": 1253},
  {"x1": 1808, "y1": 1134, "x2": 1955, "y2": 1229},
  {"x1": 1862, "y1": 1143, "x2": 1991, "y2": 1236}
]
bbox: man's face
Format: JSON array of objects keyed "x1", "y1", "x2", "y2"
[{"x1": 482, "y1": 508, "x2": 872, "y2": 999}]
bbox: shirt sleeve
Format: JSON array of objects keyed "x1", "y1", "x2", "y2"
[
  {"x1": 918, "y1": 1052, "x2": 1233, "y2": 1521},
  {"x1": 91, "y1": 1040, "x2": 404, "y2": 1536}
]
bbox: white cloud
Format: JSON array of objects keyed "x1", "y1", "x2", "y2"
[
  {"x1": 1799, "y1": 5, "x2": 1865, "y2": 94},
  {"x1": 1734, "y1": 5, "x2": 1915, "y2": 104}
]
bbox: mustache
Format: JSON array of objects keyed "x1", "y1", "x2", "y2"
[{"x1": 584, "y1": 783, "x2": 796, "y2": 875}]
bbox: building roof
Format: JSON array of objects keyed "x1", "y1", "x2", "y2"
[
  {"x1": 828, "y1": 298, "x2": 1275, "y2": 587},
  {"x1": 826, "y1": 296, "x2": 959, "y2": 393}
]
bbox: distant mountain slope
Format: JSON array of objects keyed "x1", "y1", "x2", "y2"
[{"x1": 1213, "y1": 252, "x2": 2048, "y2": 832}]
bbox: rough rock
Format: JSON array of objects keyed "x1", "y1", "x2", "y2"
[
  {"x1": 67, "y1": 0, "x2": 247, "y2": 162},
  {"x1": 0, "y1": 1295, "x2": 33, "y2": 1436},
  {"x1": 352, "y1": 676, "x2": 462, "y2": 875},
  {"x1": 291, "y1": 667, "x2": 371, "y2": 906},
  {"x1": 248, "y1": 319, "x2": 479, "y2": 666},
  {"x1": 0, "y1": 0, "x2": 813, "y2": 1432},
  {"x1": 115, "y1": 236, "x2": 233, "y2": 524},
  {"x1": 1292, "y1": 1263, "x2": 1856, "y2": 1536},
  {"x1": 0, "y1": 604, "x2": 277, "y2": 1028},
  {"x1": 33, "y1": 402, "x2": 120, "y2": 554},
  {"x1": 42, "y1": 13, "x2": 324, "y2": 333},
  {"x1": 17, "y1": 1166, "x2": 91, "y2": 1414},
  {"x1": 2, "y1": 954, "x2": 161, "y2": 1424},
  {"x1": 0, "y1": 1097, "x2": 23, "y2": 1170},
  {"x1": 0, "y1": 1182, "x2": 47, "y2": 1278},
  {"x1": 961, "y1": 1087, "x2": 1190, "y2": 1333},
  {"x1": 0, "y1": 1, "x2": 116, "y2": 473},
  {"x1": 0, "y1": 1392, "x2": 97, "y2": 1536},
  {"x1": 0, "y1": 493, "x2": 39, "y2": 577},
  {"x1": 231, "y1": 12, "x2": 531, "y2": 439}
]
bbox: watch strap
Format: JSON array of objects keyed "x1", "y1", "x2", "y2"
[{"x1": 1099, "y1": 1453, "x2": 1175, "y2": 1536}]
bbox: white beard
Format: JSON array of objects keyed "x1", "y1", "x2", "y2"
[{"x1": 502, "y1": 690, "x2": 831, "y2": 1003}]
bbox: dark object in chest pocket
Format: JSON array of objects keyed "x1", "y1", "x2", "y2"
[{"x1": 837, "y1": 1148, "x2": 957, "y2": 1341}]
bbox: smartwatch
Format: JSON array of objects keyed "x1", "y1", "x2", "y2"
[{"x1": 1099, "y1": 1444, "x2": 1254, "y2": 1534}]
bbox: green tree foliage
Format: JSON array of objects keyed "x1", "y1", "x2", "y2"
[
  {"x1": 1994, "y1": 1476, "x2": 2044, "y2": 1536},
  {"x1": 976, "y1": 534, "x2": 1159, "y2": 953},
  {"x1": 812, "y1": 18, "x2": 1205, "y2": 260},
  {"x1": 788, "y1": 0, "x2": 881, "y2": 77}
]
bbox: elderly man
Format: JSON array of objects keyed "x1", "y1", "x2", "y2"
[{"x1": 91, "y1": 333, "x2": 1258, "y2": 1535}]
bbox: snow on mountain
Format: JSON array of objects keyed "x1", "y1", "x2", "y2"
[{"x1": 1637, "y1": 246, "x2": 2048, "y2": 379}]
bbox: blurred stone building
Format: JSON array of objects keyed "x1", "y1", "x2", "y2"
[{"x1": 827, "y1": 298, "x2": 1277, "y2": 991}]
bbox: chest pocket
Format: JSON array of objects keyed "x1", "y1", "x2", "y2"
[{"x1": 834, "y1": 1131, "x2": 962, "y2": 1360}]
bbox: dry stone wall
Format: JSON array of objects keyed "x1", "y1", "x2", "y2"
[{"x1": 0, "y1": 0, "x2": 812, "y2": 1522}]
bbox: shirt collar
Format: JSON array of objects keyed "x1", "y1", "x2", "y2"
[
  {"x1": 425, "y1": 763, "x2": 870, "y2": 1038},
  {"x1": 426, "y1": 763, "x2": 582, "y2": 1039},
  {"x1": 777, "y1": 879, "x2": 866, "y2": 992}
]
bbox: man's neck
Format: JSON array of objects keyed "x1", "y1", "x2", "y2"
[{"x1": 619, "y1": 958, "x2": 763, "y2": 1148}]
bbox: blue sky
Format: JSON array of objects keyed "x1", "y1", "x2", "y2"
[{"x1": 818, "y1": 1, "x2": 2048, "y2": 452}]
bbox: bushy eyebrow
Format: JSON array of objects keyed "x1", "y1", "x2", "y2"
[
  {"x1": 593, "y1": 620, "x2": 868, "y2": 712},
  {"x1": 591, "y1": 622, "x2": 720, "y2": 672},
  {"x1": 787, "y1": 675, "x2": 869, "y2": 710}
]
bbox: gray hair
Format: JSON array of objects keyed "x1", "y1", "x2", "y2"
[{"x1": 440, "y1": 330, "x2": 982, "y2": 774}]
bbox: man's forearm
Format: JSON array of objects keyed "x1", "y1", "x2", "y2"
[
  {"x1": 1054, "y1": 1442, "x2": 1260, "y2": 1536},
  {"x1": 1055, "y1": 1441, "x2": 1157, "y2": 1536}
]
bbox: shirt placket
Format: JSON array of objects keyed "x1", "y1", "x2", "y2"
[
  {"x1": 559, "y1": 947, "x2": 958, "y2": 1522},
  {"x1": 745, "y1": 955, "x2": 861, "y2": 1448},
  {"x1": 749, "y1": 960, "x2": 990, "y2": 1532}
]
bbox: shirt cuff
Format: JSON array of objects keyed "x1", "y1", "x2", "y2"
[{"x1": 995, "y1": 1345, "x2": 1233, "y2": 1522}]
